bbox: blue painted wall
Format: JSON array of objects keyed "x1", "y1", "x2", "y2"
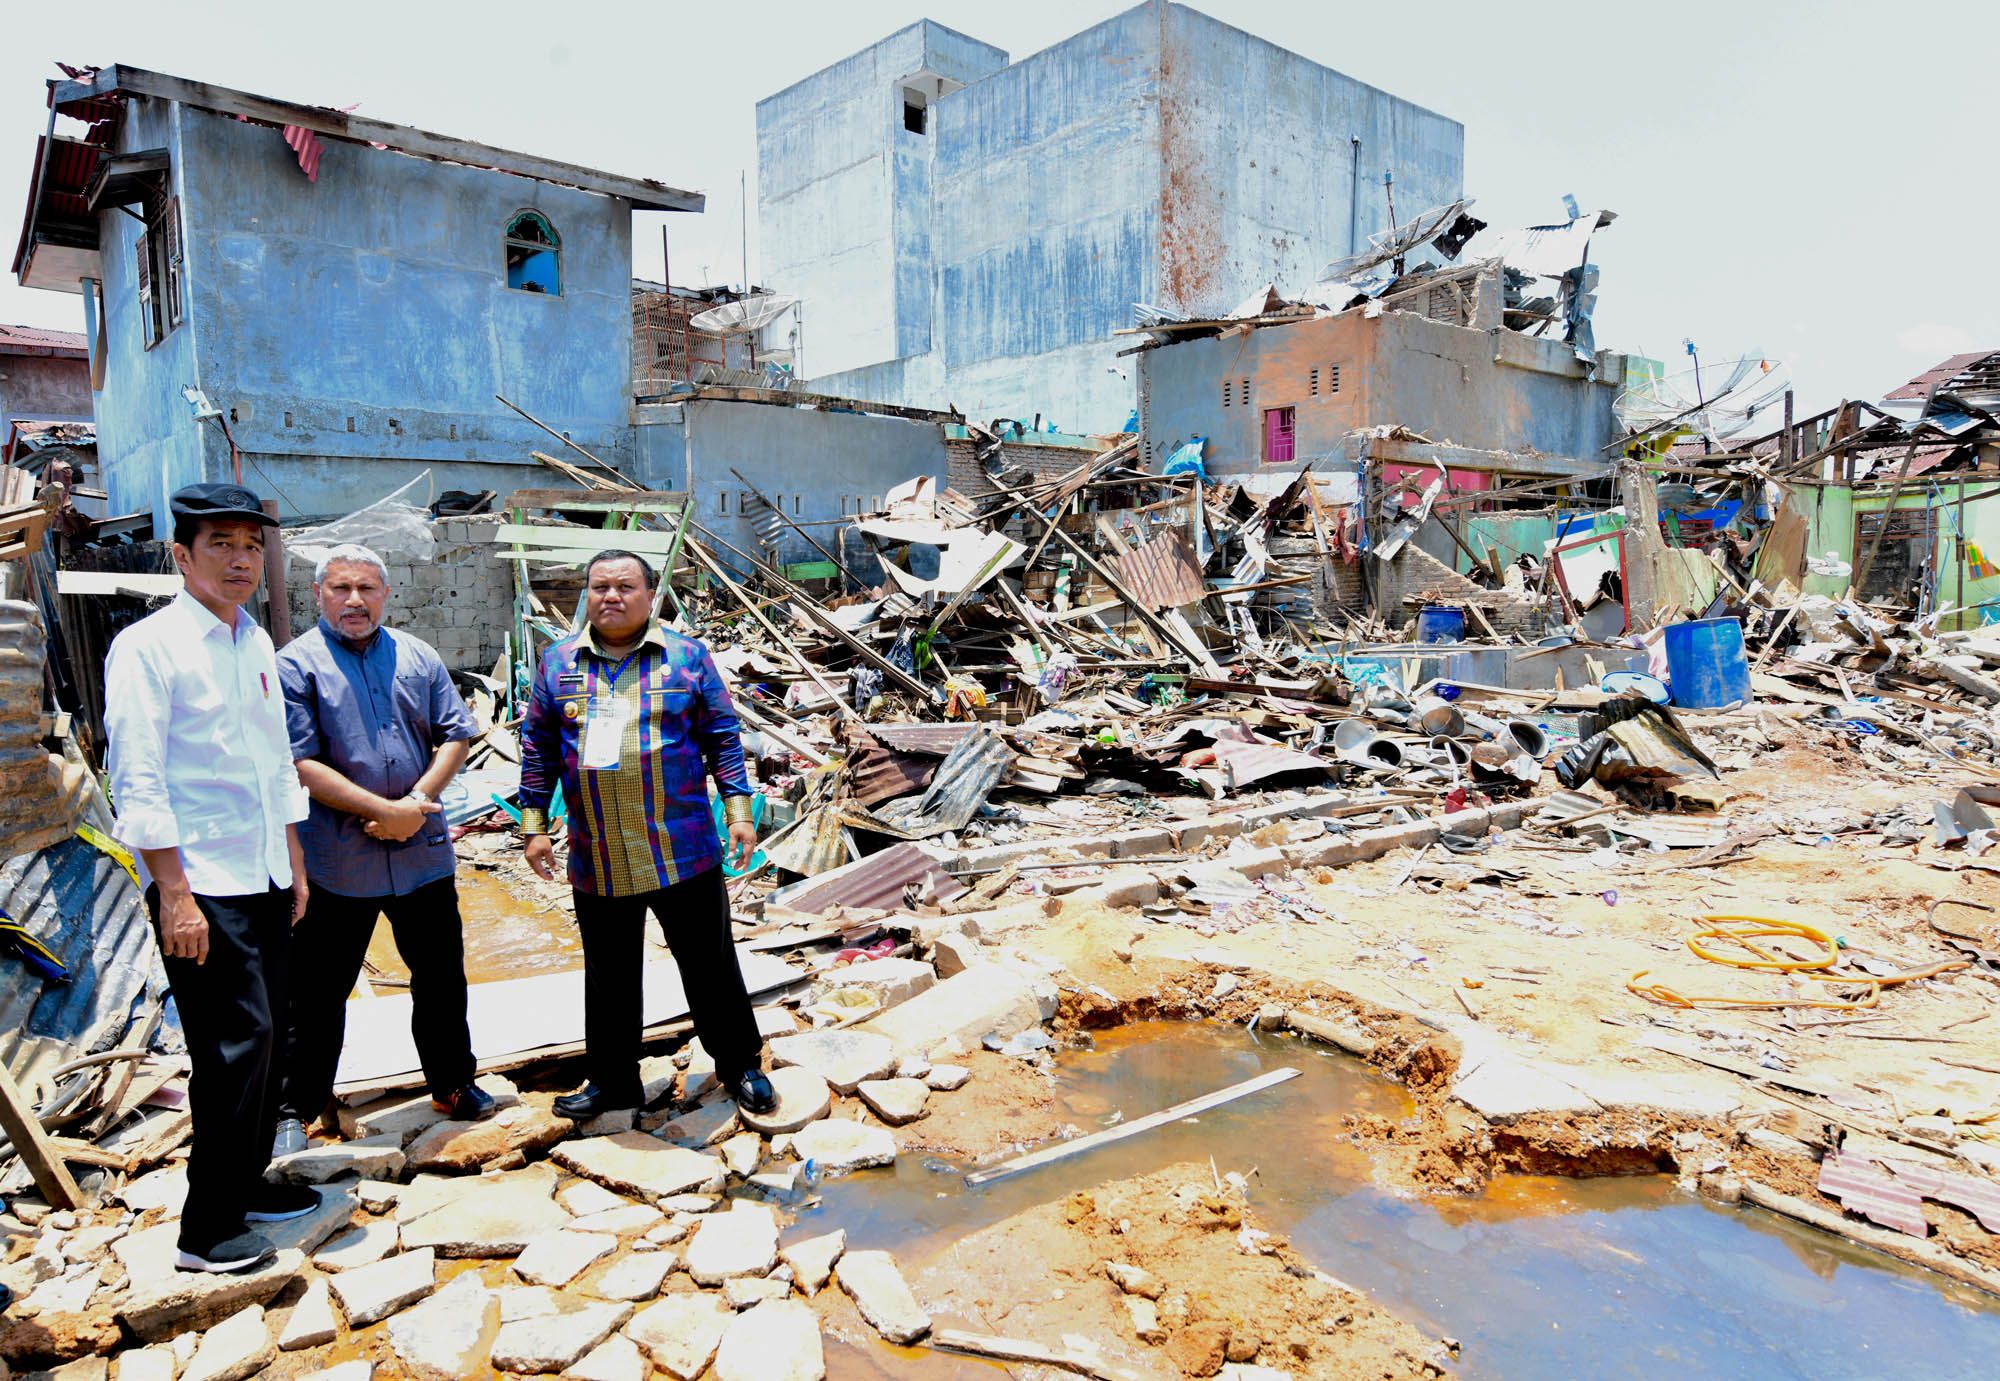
[
  {"x1": 93, "y1": 98, "x2": 640, "y2": 529},
  {"x1": 632, "y1": 399, "x2": 946, "y2": 581},
  {"x1": 766, "y1": 2, "x2": 1464, "y2": 435}
]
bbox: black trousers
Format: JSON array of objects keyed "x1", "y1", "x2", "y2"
[
  {"x1": 148, "y1": 885, "x2": 291, "y2": 1251},
  {"x1": 278, "y1": 875, "x2": 475, "y2": 1119},
  {"x1": 572, "y1": 864, "x2": 762, "y2": 1102}
]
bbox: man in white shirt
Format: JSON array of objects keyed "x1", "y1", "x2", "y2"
[{"x1": 104, "y1": 483, "x2": 322, "y2": 1274}]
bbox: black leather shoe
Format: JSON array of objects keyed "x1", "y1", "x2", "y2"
[
  {"x1": 432, "y1": 1083, "x2": 498, "y2": 1121},
  {"x1": 554, "y1": 1083, "x2": 638, "y2": 1120},
  {"x1": 728, "y1": 1068, "x2": 778, "y2": 1115}
]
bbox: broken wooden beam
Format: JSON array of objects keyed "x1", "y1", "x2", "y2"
[
  {"x1": 963, "y1": 1067, "x2": 1299, "y2": 1187},
  {"x1": 0, "y1": 1064, "x2": 86, "y2": 1208}
]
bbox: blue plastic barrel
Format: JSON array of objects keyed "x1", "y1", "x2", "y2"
[
  {"x1": 1663, "y1": 618, "x2": 1751, "y2": 709},
  {"x1": 1415, "y1": 606, "x2": 1466, "y2": 644}
]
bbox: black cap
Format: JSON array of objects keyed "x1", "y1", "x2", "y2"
[{"x1": 169, "y1": 483, "x2": 278, "y2": 528}]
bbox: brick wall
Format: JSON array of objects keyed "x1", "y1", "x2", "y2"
[
  {"x1": 945, "y1": 438, "x2": 1097, "y2": 500},
  {"x1": 286, "y1": 514, "x2": 513, "y2": 670}
]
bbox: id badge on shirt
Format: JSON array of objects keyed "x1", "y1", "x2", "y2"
[{"x1": 581, "y1": 694, "x2": 629, "y2": 770}]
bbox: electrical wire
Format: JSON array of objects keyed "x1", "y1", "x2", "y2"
[{"x1": 1627, "y1": 914, "x2": 1970, "y2": 1012}]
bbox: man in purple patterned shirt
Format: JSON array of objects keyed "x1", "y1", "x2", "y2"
[{"x1": 518, "y1": 550, "x2": 776, "y2": 1118}]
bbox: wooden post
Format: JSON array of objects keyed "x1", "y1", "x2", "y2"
[
  {"x1": 0, "y1": 1063, "x2": 86, "y2": 1208},
  {"x1": 261, "y1": 498, "x2": 291, "y2": 647}
]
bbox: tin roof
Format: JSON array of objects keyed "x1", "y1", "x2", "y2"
[{"x1": 0, "y1": 322, "x2": 86, "y2": 356}]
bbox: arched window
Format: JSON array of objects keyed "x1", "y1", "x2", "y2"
[{"x1": 504, "y1": 211, "x2": 560, "y2": 295}]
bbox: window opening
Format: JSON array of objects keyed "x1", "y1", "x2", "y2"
[
  {"x1": 505, "y1": 210, "x2": 561, "y2": 295},
  {"x1": 1328, "y1": 362, "x2": 1342, "y2": 394},
  {"x1": 1262, "y1": 406, "x2": 1296, "y2": 464}
]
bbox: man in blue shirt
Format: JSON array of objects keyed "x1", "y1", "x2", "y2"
[{"x1": 273, "y1": 543, "x2": 493, "y2": 1153}]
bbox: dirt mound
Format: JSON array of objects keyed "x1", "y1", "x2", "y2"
[{"x1": 912, "y1": 1162, "x2": 1451, "y2": 1378}]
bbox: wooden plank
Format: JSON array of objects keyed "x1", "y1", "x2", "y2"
[
  {"x1": 0, "y1": 1063, "x2": 85, "y2": 1208},
  {"x1": 963, "y1": 1067, "x2": 1299, "y2": 1187},
  {"x1": 500, "y1": 489, "x2": 687, "y2": 515},
  {"x1": 490, "y1": 523, "x2": 685, "y2": 555},
  {"x1": 56, "y1": 570, "x2": 184, "y2": 596},
  {"x1": 929, "y1": 1329, "x2": 1141, "y2": 1381}
]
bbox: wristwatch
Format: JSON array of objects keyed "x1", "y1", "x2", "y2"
[{"x1": 407, "y1": 789, "x2": 434, "y2": 806}]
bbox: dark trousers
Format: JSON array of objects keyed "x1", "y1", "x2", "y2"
[
  {"x1": 573, "y1": 864, "x2": 761, "y2": 1102},
  {"x1": 148, "y1": 885, "x2": 291, "y2": 1251},
  {"x1": 278, "y1": 876, "x2": 475, "y2": 1120}
]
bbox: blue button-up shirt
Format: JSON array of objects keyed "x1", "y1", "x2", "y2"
[
  {"x1": 278, "y1": 619, "x2": 477, "y2": 898},
  {"x1": 518, "y1": 621, "x2": 750, "y2": 897}
]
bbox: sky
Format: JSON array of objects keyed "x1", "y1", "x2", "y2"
[{"x1": 2, "y1": 0, "x2": 1995, "y2": 417}]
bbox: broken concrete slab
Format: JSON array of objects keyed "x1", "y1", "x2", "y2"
[
  {"x1": 855, "y1": 1078, "x2": 929, "y2": 1126},
  {"x1": 567, "y1": 1203, "x2": 663, "y2": 1237},
  {"x1": 931, "y1": 932, "x2": 979, "y2": 978},
  {"x1": 815, "y1": 957, "x2": 936, "y2": 1008},
  {"x1": 718, "y1": 1133, "x2": 762, "y2": 1178},
  {"x1": 113, "y1": 1346, "x2": 176, "y2": 1381},
  {"x1": 397, "y1": 1163, "x2": 569, "y2": 1257},
  {"x1": 835, "y1": 1250, "x2": 929, "y2": 1344},
  {"x1": 512, "y1": 1231, "x2": 616, "y2": 1288},
  {"x1": 314, "y1": 1219, "x2": 399, "y2": 1273},
  {"x1": 557, "y1": 1181, "x2": 630, "y2": 1217},
  {"x1": 767, "y1": 1031, "x2": 897, "y2": 1094},
  {"x1": 276, "y1": 1278, "x2": 339, "y2": 1350},
  {"x1": 590, "y1": 1253, "x2": 673, "y2": 1303},
  {"x1": 117, "y1": 1166, "x2": 189, "y2": 1217},
  {"x1": 178, "y1": 1304, "x2": 274, "y2": 1381},
  {"x1": 117, "y1": 1250, "x2": 305, "y2": 1344},
  {"x1": 736, "y1": 1067, "x2": 831, "y2": 1137},
  {"x1": 296, "y1": 1363, "x2": 373, "y2": 1381},
  {"x1": 1104, "y1": 1261, "x2": 1163, "y2": 1299},
  {"x1": 566, "y1": 1332, "x2": 646, "y2": 1381},
  {"x1": 713, "y1": 1298, "x2": 824, "y2": 1381},
  {"x1": 1450, "y1": 1054, "x2": 1602, "y2": 1123},
  {"x1": 684, "y1": 1201, "x2": 778, "y2": 1285},
  {"x1": 404, "y1": 1102, "x2": 573, "y2": 1173},
  {"x1": 650, "y1": 1099, "x2": 739, "y2": 1149},
  {"x1": 778, "y1": 1229, "x2": 843, "y2": 1298},
  {"x1": 328, "y1": 1246, "x2": 437, "y2": 1326},
  {"x1": 553, "y1": 1133, "x2": 727, "y2": 1203},
  {"x1": 722, "y1": 1276, "x2": 790, "y2": 1309},
  {"x1": 270, "y1": 1132, "x2": 406, "y2": 1184},
  {"x1": 490, "y1": 1299, "x2": 630, "y2": 1374},
  {"x1": 924, "y1": 1065, "x2": 970, "y2": 1092},
  {"x1": 625, "y1": 1292, "x2": 732, "y2": 1379},
  {"x1": 496, "y1": 1285, "x2": 559, "y2": 1323},
  {"x1": 857, "y1": 964, "x2": 1046, "y2": 1057},
  {"x1": 383, "y1": 1271, "x2": 499, "y2": 1381},
  {"x1": 788, "y1": 1119, "x2": 896, "y2": 1176}
]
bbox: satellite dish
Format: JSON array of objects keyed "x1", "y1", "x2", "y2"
[{"x1": 689, "y1": 293, "x2": 800, "y2": 335}]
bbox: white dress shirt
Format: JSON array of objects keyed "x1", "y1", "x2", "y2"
[{"x1": 104, "y1": 590, "x2": 310, "y2": 896}]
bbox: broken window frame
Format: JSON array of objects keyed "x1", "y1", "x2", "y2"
[
  {"x1": 134, "y1": 195, "x2": 184, "y2": 351},
  {"x1": 504, "y1": 210, "x2": 561, "y2": 296}
]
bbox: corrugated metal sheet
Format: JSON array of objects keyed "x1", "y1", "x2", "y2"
[
  {"x1": 0, "y1": 600, "x2": 83, "y2": 858},
  {"x1": 871, "y1": 729, "x2": 1014, "y2": 839},
  {"x1": 1816, "y1": 1152, "x2": 1929, "y2": 1238},
  {"x1": 0, "y1": 835, "x2": 167, "y2": 1088},
  {"x1": 845, "y1": 731, "x2": 936, "y2": 808},
  {"x1": 1114, "y1": 528, "x2": 1206, "y2": 611},
  {"x1": 0, "y1": 323, "x2": 88, "y2": 356},
  {"x1": 865, "y1": 723, "x2": 984, "y2": 757},
  {"x1": 774, "y1": 841, "x2": 966, "y2": 915}
]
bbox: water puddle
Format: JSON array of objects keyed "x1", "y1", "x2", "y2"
[
  {"x1": 801, "y1": 1022, "x2": 2000, "y2": 1379},
  {"x1": 363, "y1": 867, "x2": 583, "y2": 986}
]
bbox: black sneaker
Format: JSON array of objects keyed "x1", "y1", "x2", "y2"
[
  {"x1": 175, "y1": 1230, "x2": 276, "y2": 1274},
  {"x1": 431, "y1": 1083, "x2": 498, "y2": 1121},
  {"x1": 728, "y1": 1068, "x2": 778, "y2": 1115},
  {"x1": 245, "y1": 1183, "x2": 322, "y2": 1223}
]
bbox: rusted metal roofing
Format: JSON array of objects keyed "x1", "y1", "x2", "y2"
[
  {"x1": 1113, "y1": 527, "x2": 1206, "y2": 611},
  {"x1": 865, "y1": 723, "x2": 984, "y2": 756},
  {"x1": 870, "y1": 729, "x2": 1014, "y2": 839},
  {"x1": 775, "y1": 841, "x2": 966, "y2": 915},
  {"x1": 0, "y1": 323, "x2": 87, "y2": 356},
  {"x1": 844, "y1": 728, "x2": 936, "y2": 808},
  {"x1": 1816, "y1": 1151, "x2": 1928, "y2": 1237},
  {"x1": 1885, "y1": 351, "x2": 1994, "y2": 402}
]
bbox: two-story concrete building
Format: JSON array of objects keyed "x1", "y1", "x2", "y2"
[
  {"x1": 758, "y1": 2, "x2": 1464, "y2": 434},
  {"x1": 12, "y1": 65, "x2": 703, "y2": 531}
]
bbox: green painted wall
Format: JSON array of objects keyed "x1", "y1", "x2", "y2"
[{"x1": 1789, "y1": 480, "x2": 2000, "y2": 627}]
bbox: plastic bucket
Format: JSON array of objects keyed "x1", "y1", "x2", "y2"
[
  {"x1": 1505, "y1": 719, "x2": 1549, "y2": 759},
  {"x1": 1415, "y1": 606, "x2": 1466, "y2": 644},
  {"x1": 1414, "y1": 695, "x2": 1464, "y2": 737},
  {"x1": 1663, "y1": 618, "x2": 1751, "y2": 709}
]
